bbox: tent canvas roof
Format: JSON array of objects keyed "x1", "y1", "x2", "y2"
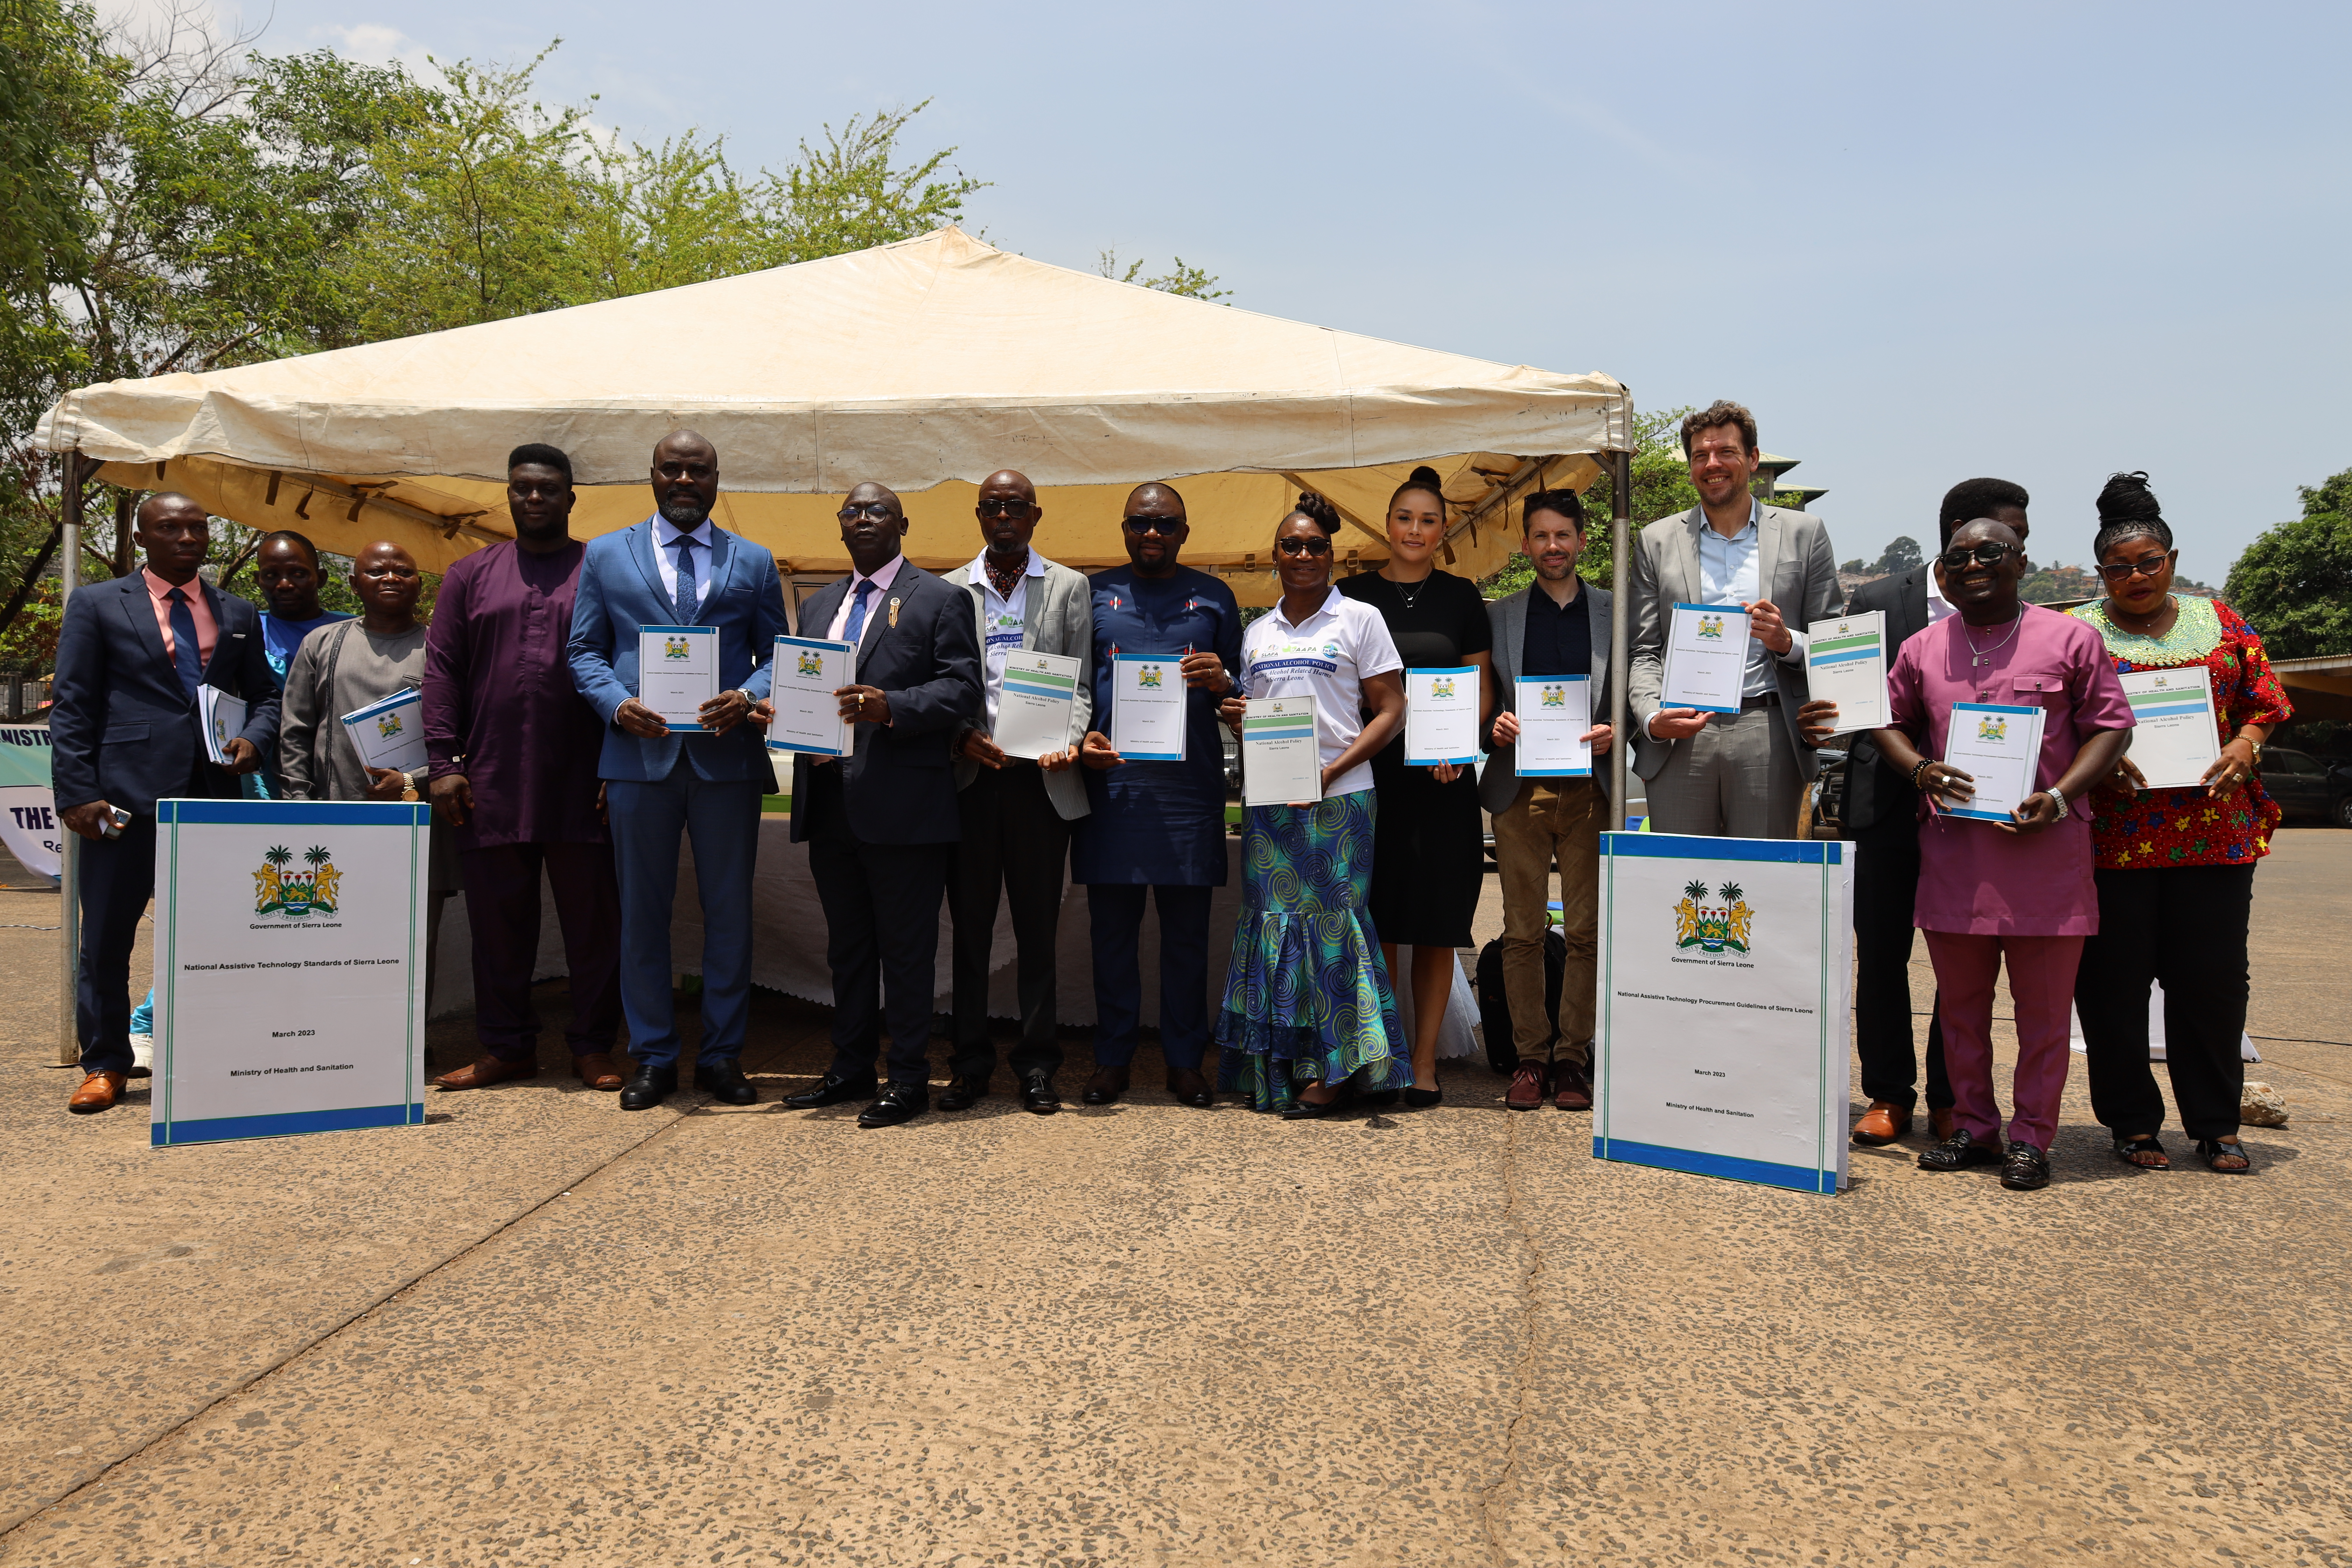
[{"x1": 37, "y1": 227, "x2": 1631, "y2": 599}]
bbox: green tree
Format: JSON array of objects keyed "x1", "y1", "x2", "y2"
[
  {"x1": 1098, "y1": 249, "x2": 1231, "y2": 302},
  {"x1": 2224, "y1": 467, "x2": 2352, "y2": 660},
  {"x1": 1483, "y1": 406, "x2": 1699, "y2": 597},
  {"x1": 1872, "y1": 536, "x2": 1922, "y2": 575}
]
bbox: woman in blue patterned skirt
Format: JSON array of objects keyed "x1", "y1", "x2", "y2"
[{"x1": 1214, "y1": 492, "x2": 1411, "y2": 1118}]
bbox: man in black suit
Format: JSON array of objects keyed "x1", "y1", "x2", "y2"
[
  {"x1": 780, "y1": 482, "x2": 982, "y2": 1128},
  {"x1": 50, "y1": 493, "x2": 281, "y2": 1113},
  {"x1": 1821, "y1": 477, "x2": 2031, "y2": 1147}
]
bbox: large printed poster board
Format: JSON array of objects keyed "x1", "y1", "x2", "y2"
[
  {"x1": 1594, "y1": 832, "x2": 1854, "y2": 1195},
  {"x1": 151, "y1": 799, "x2": 429, "y2": 1147}
]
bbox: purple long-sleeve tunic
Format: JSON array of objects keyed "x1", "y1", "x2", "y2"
[{"x1": 424, "y1": 540, "x2": 609, "y2": 850}]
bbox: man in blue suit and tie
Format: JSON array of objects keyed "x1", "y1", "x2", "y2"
[
  {"x1": 50, "y1": 492, "x2": 280, "y2": 1113},
  {"x1": 568, "y1": 430, "x2": 789, "y2": 1110},
  {"x1": 779, "y1": 482, "x2": 982, "y2": 1128}
]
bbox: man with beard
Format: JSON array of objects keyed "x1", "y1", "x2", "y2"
[
  {"x1": 425, "y1": 444, "x2": 628, "y2": 1094},
  {"x1": 780, "y1": 482, "x2": 982, "y2": 1128},
  {"x1": 939, "y1": 469, "x2": 1094, "y2": 1116},
  {"x1": 568, "y1": 430, "x2": 788, "y2": 1110}
]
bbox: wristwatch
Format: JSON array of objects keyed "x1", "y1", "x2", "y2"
[
  {"x1": 2245, "y1": 737, "x2": 2264, "y2": 767},
  {"x1": 2046, "y1": 784, "x2": 2067, "y2": 819},
  {"x1": 400, "y1": 770, "x2": 420, "y2": 803}
]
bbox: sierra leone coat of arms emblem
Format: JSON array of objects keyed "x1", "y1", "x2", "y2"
[
  {"x1": 254, "y1": 844, "x2": 342, "y2": 918},
  {"x1": 1673, "y1": 879, "x2": 1753, "y2": 954}
]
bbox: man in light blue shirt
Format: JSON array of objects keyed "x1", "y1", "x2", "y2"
[{"x1": 1627, "y1": 400, "x2": 1844, "y2": 838}]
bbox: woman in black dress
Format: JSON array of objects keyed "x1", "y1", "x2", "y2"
[{"x1": 1336, "y1": 465, "x2": 1493, "y2": 1107}]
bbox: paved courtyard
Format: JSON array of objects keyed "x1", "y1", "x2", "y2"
[{"x1": 0, "y1": 832, "x2": 2345, "y2": 1566}]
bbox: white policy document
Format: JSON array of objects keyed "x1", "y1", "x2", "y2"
[
  {"x1": 1514, "y1": 675, "x2": 1593, "y2": 777},
  {"x1": 1941, "y1": 702, "x2": 2046, "y2": 822},
  {"x1": 638, "y1": 625, "x2": 719, "y2": 732},
  {"x1": 1242, "y1": 697, "x2": 1321, "y2": 806},
  {"x1": 991, "y1": 650, "x2": 1082, "y2": 760},
  {"x1": 340, "y1": 688, "x2": 428, "y2": 774},
  {"x1": 1403, "y1": 666, "x2": 1480, "y2": 767},
  {"x1": 1804, "y1": 610, "x2": 1890, "y2": 734},
  {"x1": 2118, "y1": 667, "x2": 2220, "y2": 790},
  {"x1": 1111, "y1": 653, "x2": 1186, "y2": 762},
  {"x1": 197, "y1": 686, "x2": 246, "y2": 765},
  {"x1": 765, "y1": 636, "x2": 856, "y2": 758},
  {"x1": 1660, "y1": 602, "x2": 1750, "y2": 713}
]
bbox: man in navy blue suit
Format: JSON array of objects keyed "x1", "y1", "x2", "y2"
[
  {"x1": 779, "y1": 482, "x2": 982, "y2": 1128},
  {"x1": 50, "y1": 493, "x2": 281, "y2": 1113},
  {"x1": 568, "y1": 430, "x2": 788, "y2": 1110}
]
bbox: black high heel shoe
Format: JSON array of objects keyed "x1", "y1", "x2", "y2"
[
  {"x1": 1280, "y1": 1083, "x2": 1350, "y2": 1121},
  {"x1": 1402, "y1": 1085, "x2": 1443, "y2": 1109}
]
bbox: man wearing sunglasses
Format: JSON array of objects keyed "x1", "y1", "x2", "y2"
[
  {"x1": 1628, "y1": 400, "x2": 1844, "y2": 838},
  {"x1": 781, "y1": 483, "x2": 983, "y2": 1128},
  {"x1": 569, "y1": 430, "x2": 789, "y2": 1111},
  {"x1": 1823, "y1": 478, "x2": 2030, "y2": 1149},
  {"x1": 1060, "y1": 482, "x2": 1241, "y2": 1108},
  {"x1": 936, "y1": 470, "x2": 1094, "y2": 1115}
]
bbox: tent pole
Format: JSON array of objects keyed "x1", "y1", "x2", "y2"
[
  {"x1": 58, "y1": 452, "x2": 83, "y2": 1068},
  {"x1": 1608, "y1": 448, "x2": 1631, "y2": 832}
]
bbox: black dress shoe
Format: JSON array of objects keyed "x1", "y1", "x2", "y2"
[
  {"x1": 619, "y1": 1064, "x2": 677, "y2": 1111},
  {"x1": 2000, "y1": 1140, "x2": 2051, "y2": 1191},
  {"x1": 1082, "y1": 1065, "x2": 1129, "y2": 1105},
  {"x1": 857, "y1": 1082, "x2": 929, "y2": 1128},
  {"x1": 1917, "y1": 1127, "x2": 2003, "y2": 1171},
  {"x1": 783, "y1": 1070, "x2": 879, "y2": 1110},
  {"x1": 1021, "y1": 1071, "x2": 1061, "y2": 1115},
  {"x1": 1280, "y1": 1085, "x2": 1349, "y2": 1121},
  {"x1": 937, "y1": 1074, "x2": 990, "y2": 1112},
  {"x1": 694, "y1": 1057, "x2": 758, "y2": 1106},
  {"x1": 1403, "y1": 1085, "x2": 1443, "y2": 1109},
  {"x1": 1166, "y1": 1067, "x2": 1214, "y2": 1108}
]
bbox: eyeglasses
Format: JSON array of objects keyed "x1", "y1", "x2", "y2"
[
  {"x1": 837, "y1": 502, "x2": 897, "y2": 521},
  {"x1": 2097, "y1": 552, "x2": 2170, "y2": 582},
  {"x1": 1274, "y1": 536, "x2": 1332, "y2": 557},
  {"x1": 1122, "y1": 514, "x2": 1182, "y2": 535},
  {"x1": 1937, "y1": 542, "x2": 2018, "y2": 570},
  {"x1": 977, "y1": 497, "x2": 1034, "y2": 517}
]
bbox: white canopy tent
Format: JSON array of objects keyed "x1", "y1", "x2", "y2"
[{"x1": 37, "y1": 224, "x2": 1640, "y2": 1061}]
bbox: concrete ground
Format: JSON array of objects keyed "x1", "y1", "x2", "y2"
[{"x1": 0, "y1": 831, "x2": 2346, "y2": 1567}]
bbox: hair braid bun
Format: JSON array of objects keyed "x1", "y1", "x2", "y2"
[{"x1": 2092, "y1": 470, "x2": 2173, "y2": 558}]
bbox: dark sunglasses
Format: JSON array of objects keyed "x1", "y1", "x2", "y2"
[
  {"x1": 837, "y1": 502, "x2": 898, "y2": 521},
  {"x1": 1938, "y1": 541, "x2": 2018, "y2": 571},
  {"x1": 1274, "y1": 536, "x2": 1332, "y2": 557},
  {"x1": 977, "y1": 497, "x2": 1034, "y2": 517},
  {"x1": 2097, "y1": 552, "x2": 2170, "y2": 582},
  {"x1": 1122, "y1": 514, "x2": 1183, "y2": 535}
]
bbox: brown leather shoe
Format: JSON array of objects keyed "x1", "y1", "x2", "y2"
[
  {"x1": 1165, "y1": 1066, "x2": 1214, "y2": 1108},
  {"x1": 572, "y1": 1052, "x2": 624, "y2": 1091},
  {"x1": 1505, "y1": 1061, "x2": 1548, "y2": 1111},
  {"x1": 1930, "y1": 1107, "x2": 1957, "y2": 1143},
  {"x1": 1082, "y1": 1065, "x2": 1130, "y2": 1105},
  {"x1": 1851, "y1": 1100, "x2": 1913, "y2": 1146},
  {"x1": 433, "y1": 1055, "x2": 539, "y2": 1091},
  {"x1": 1552, "y1": 1068, "x2": 1592, "y2": 1112},
  {"x1": 68, "y1": 1070, "x2": 126, "y2": 1114}
]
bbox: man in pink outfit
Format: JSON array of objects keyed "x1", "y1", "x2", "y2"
[{"x1": 1870, "y1": 516, "x2": 2133, "y2": 1191}]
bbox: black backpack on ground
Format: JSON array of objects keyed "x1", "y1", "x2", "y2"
[{"x1": 1474, "y1": 930, "x2": 1567, "y2": 1074}]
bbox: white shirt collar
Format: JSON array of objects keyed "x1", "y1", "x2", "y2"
[
  {"x1": 653, "y1": 513, "x2": 715, "y2": 549},
  {"x1": 965, "y1": 546, "x2": 1053, "y2": 583},
  {"x1": 1269, "y1": 586, "x2": 1339, "y2": 631}
]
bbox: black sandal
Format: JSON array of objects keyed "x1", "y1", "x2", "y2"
[
  {"x1": 2196, "y1": 1138, "x2": 2251, "y2": 1174},
  {"x1": 2113, "y1": 1134, "x2": 2170, "y2": 1169}
]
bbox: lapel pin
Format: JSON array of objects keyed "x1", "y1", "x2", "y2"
[{"x1": 888, "y1": 596, "x2": 901, "y2": 629}]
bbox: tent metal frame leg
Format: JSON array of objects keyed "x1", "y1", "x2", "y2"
[
  {"x1": 1608, "y1": 448, "x2": 1631, "y2": 832},
  {"x1": 58, "y1": 451, "x2": 82, "y2": 1068}
]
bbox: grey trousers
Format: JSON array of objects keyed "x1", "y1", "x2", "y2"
[{"x1": 1642, "y1": 702, "x2": 1802, "y2": 839}]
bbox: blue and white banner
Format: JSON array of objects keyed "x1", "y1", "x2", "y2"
[
  {"x1": 1594, "y1": 832, "x2": 1854, "y2": 1195},
  {"x1": 150, "y1": 799, "x2": 430, "y2": 1147},
  {"x1": 0, "y1": 724, "x2": 61, "y2": 880}
]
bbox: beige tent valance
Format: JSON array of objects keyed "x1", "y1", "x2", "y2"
[{"x1": 40, "y1": 227, "x2": 1633, "y2": 602}]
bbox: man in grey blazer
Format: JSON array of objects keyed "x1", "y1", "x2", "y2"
[
  {"x1": 1482, "y1": 488, "x2": 1617, "y2": 1112},
  {"x1": 1629, "y1": 401, "x2": 1843, "y2": 838},
  {"x1": 940, "y1": 469, "x2": 1094, "y2": 1115}
]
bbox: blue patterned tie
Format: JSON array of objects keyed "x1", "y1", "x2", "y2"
[
  {"x1": 845, "y1": 578, "x2": 876, "y2": 643},
  {"x1": 671, "y1": 537, "x2": 698, "y2": 624},
  {"x1": 165, "y1": 587, "x2": 203, "y2": 702}
]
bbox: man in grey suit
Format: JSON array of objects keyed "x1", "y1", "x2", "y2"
[
  {"x1": 1482, "y1": 489, "x2": 1617, "y2": 1113},
  {"x1": 1629, "y1": 400, "x2": 1843, "y2": 838},
  {"x1": 940, "y1": 469, "x2": 1094, "y2": 1115}
]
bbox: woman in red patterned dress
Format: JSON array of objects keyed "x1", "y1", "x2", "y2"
[{"x1": 2070, "y1": 473, "x2": 2293, "y2": 1174}]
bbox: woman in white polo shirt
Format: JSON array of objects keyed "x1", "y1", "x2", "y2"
[{"x1": 1213, "y1": 492, "x2": 1410, "y2": 1118}]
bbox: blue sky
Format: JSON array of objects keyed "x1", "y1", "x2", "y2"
[{"x1": 175, "y1": 0, "x2": 2352, "y2": 583}]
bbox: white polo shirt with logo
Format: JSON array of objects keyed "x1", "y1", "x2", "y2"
[{"x1": 1238, "y1": 587, "x2": 1402, "y2": 798}]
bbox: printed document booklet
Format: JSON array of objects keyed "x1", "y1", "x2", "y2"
[
  {"x1": 1514, "y1": 675, "x2": 1593, "y2": 777},
  {"x1": 637, "y1": 625, "x2": 719, "y2": 733},
  {"x1": 1241, "y1": 697, "x2": 1321, "y2": 806},
  {"x1": 1660, "y1": 603, "x2": 1750, "y2": 713},
  {"x1": 1941, "y1": 702, "x2": 2046, "y2": 822}
]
